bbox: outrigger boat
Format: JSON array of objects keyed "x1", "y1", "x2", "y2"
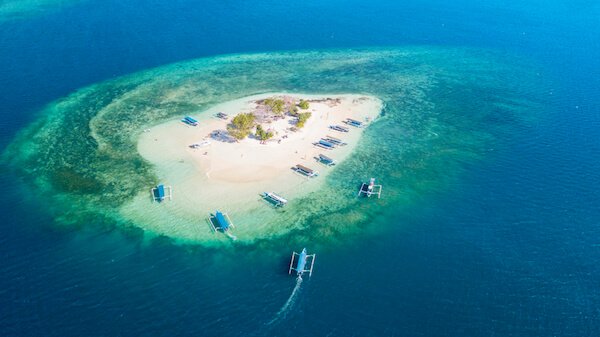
[
  {"x1": 216, "y1": 112, "x2": 228, "y2": 119},
  {"x1": 188, "y1": 140, "x2": 211, "y2": 148},
  {"x1": 344, "y1": 118, "x2": 364, "y2": 128},
  {"x1": 324, "y1": 135, "x2": 347, "y2": 146},
  {"x1": 294, "y1": 164, "x2": 319, "y2": 177},
  {"x1": 263, "y1": 192, "x2": 288, "y2": 207},
  {"x1": 318, "y1": 154, "x2": 336, "y2": 166},
  {"x1": 357, "y1": 178, "x2": 382, "y2": 198},
  {"x1": 316, "y1": 139, "x2": 336, "y2": 150},
  {"x1": 330, "y1": 125, "x2": 349, "y2": 132},
  {"x1": 288, "y1": 248, "x2": 316, "y2": 278},
  {"x1": 181, "y1": 116, "x2": 199, "y2": 126},
  {"x1": 208, "y1": 211, "x2": 237, "y2": 240},
  {"x1": 151, "y1": 184, "x2": 173, "y2": 202}
]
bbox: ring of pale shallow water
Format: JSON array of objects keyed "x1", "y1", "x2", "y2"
[{"x1": 3, "y1": 47, "x2": 541, "y2": 246}]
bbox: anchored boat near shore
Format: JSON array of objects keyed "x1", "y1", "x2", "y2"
[
  {"x1": 330, "y1": 124, "x2": 349, "y2": 132},
  {"x1": 294, "y1": 164, "x2": 319, "y2": 177},
  {"x1": 263, "y1": 192, "x2": 288, "y2": 207},
  {"x1": 318, "y1": 154, "x2": 336, "y2": 166},
  {"x1": 344, "y1": 118, "x2": 364, "y2": 128},
  {"x1": 151, "y1": 184, "x2": 172, "y2": 202},
  {"x1": 208, "y1": 211, "x2": 237, "y2": 240},
  {"x1": 181, "y1": 115, "x2": 199, "y2": 126}
]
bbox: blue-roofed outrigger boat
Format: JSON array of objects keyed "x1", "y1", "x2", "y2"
[
  {"x1": 330, "y1": 125, "x2": 349, "y2": 132},
  {"x1": 181, "y1": 116, "x2": 199, "y2": 126},
  {"x1": 316, "y1": 139, "x2": 335, "y2": 150},
  {"x1": 208, "y1": 210, "x2": 237, "y2": 240},
  {"x1": 323, "y1": 135, "x2": 347, "y2": 146},
  {"x1": 289, "y1": 248, "x2": 316, "y2": 278},
  {"x1": 318, "y1": 154, "x2": 336, "y2": 166},
  {"x1": 151, "y1": 184, "x2": 173, "y2": 202},
  {"x1": 344, "y1": 118, "x2": 364, "y2": 128}
]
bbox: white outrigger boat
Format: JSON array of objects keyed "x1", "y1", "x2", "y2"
[
  {"x1": 263, "y1": 192, "x2": 288, "y2": 207},
  {"x1": 188, "y1": 140, "x2": 211, "y2": 148},
  {"x1": 358, "y1": 178, "x2": 382, "y2": 198}
]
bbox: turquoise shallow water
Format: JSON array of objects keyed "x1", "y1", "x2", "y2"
[
  {"x1": 0, "y1": 0, "x2": 82, "y2": 21},
  {"x1": 1, "y1": 0, "x2": 599, "y2": 336}
]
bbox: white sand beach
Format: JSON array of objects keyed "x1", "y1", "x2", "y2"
[{"x1": 121, "y1": 93, "x2": 381, "y2": 240}]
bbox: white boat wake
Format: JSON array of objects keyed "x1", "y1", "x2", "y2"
[{"x1": 266, "y1": 276, "x2": 303, "y2": 325}]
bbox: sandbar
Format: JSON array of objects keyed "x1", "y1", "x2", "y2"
[{"x1": 122, "y1": 93, "x2": 382, "y2": 241}]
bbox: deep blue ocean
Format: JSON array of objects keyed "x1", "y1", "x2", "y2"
[{"x1": 1, "y1": 0, "x2": 599, "y2": 336}]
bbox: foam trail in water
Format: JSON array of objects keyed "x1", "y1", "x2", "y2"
[{"x1": 267, "y1": 276, "x2": 303, "y2": 325}]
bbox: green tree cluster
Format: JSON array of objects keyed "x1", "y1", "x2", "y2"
[
  {"x1": 298, "y1": 99, "x2": 310, "y2": 110},
  {"x1": 296, "y1": 112, "x2": 312, "y2": 128},
  {"x1": 263, "y1": 98, "x2": 285, "y2": 115},
  {"x1": 227, "y1": 113, "x2": 256, "y2": 140},
  {"x1": 255, "y1": 124, "x2": 274, "y2": 142}
]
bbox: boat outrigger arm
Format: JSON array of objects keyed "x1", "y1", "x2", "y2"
[{"x1": 288, "y1": 248, "x2": 316, "y2": 278}]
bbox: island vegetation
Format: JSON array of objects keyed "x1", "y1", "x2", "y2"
[
  {"x1": 298, "y1": 99, "x2": 310, "y2": 110},
  {"x1": 225, "y1": 96, "x2": 314, "y2": 139},
  {"x1": 295, "y1": 112, "x2": 312, "y2": 128},
  {"x1": 263, "y1": 98, "x2": 285, "y2": 115},
  {"x1": 255, "y1": 124, "x2": 274, "y2": 143},
  {"x1": 227, "y1": 112, "x2": 255, "y2": 140}
]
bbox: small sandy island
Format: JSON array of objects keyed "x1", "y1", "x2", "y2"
[{"x1": 123, "y1": 93, "x2": 382, "y2": 241}]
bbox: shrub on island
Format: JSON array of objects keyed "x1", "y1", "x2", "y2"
[
  {"x1": 227, "y1": 113, "x2": 256, "y2": 140},
  {"x1": 298, "y1": 99, "x2": 310, "y2": 110},
  {"x1": 255, "y1": 124, "x2": 274, "y2": 143},
  {"x1": 296, "y1": 112, "x2": 312, "y2": 128},
  {"x1": 263, "y1": 97, "x2": 285, "y2": 115}
]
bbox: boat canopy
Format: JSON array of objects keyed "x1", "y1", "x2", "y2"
[
  {"x1": 296, "y1": 248, "x2": 308, "y2": 271},
  {"x1": 296, "y1": 164, "x2": 314, "y2": 174},
  {"x1": 330, "y1": 125, "x2": 349, "y2": 132},
  {"x1": 319, "y1": 154, "x2": 334, "y2": 163},
  {"x1": 182, "y1": 116, "x2": 199, "y2": 125},
  {"x1": 265, "y1": 192, "x2": 288, "y2": 205},
  {"x1": 324, "y1": 136, "x2": 345, "y2": 145},
  {"x1": 155, "y1": 184, "x2": 165, "y2": 200},
  {"x1": 319, "y1": 139, "x2": 334, "y2": 148},
  {"x1": 346, "y1": 118, "x2": 363, "y2": 127},
  {"x1": 215, "y1": 211, "x2": 230, "y2": 230}
]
